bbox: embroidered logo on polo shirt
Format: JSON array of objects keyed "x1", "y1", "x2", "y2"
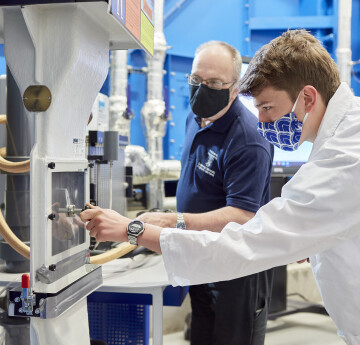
[{"x1": 197, "y1": 149, "x2": 217, "y2": 177}]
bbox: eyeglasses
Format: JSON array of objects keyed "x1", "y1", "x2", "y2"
[{"x1": 186, "y1": 74, "x2": 236, "y2": 90}]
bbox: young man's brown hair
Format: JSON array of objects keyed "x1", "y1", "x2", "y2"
[{"x1": 239, "y1": 29, "x2": 341, "y2": 105}]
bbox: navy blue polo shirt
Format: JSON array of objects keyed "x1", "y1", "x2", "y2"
[{"x1": 176, "y1": 97, "x2": 273, "y2": 214}]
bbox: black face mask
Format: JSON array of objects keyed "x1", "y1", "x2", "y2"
[{"x1": 189, "y1": 84, "x2": 230, "y2": 118}]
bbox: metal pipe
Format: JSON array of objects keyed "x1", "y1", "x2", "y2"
[
  {"x1": 336, "y1": 0, "x2": 352, "y2": 86},
  {"x1": 125, "y1": 145, "x2": 180, "y2": 184},
  {"x1": 109, "y1": 50, "x2": 130, "y2": 138},
  {"x1": 141, "y1": 0, "x2": 168, "y2": 209}
]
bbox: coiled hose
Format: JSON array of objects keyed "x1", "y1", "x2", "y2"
[
  {"x1": 0, "y1": 115, "x2": 30, "y2": 173},
  {"x1": 0, "y1": 207, "x2": 30, "y2": 259},
  {"x1": 89, "y1": 243, "x2": 137, "y2": 264},
  {"x1": 0, "y1": 114, "x2": 135, "y2": 263}
]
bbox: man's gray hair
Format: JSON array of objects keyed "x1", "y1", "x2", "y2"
[{"x1": 195, "y1": 41, "x2": 242, "y2": 84}]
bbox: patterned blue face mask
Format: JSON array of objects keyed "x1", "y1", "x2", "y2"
[{"x1": 257, "y1": 93, "x2": 308, "y2": 151}]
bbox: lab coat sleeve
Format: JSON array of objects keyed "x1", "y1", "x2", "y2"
[{"x1": 160, "y1": 152, "x2": 360, "y2": 286}]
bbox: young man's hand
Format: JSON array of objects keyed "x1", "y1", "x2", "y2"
[{"x1": 80, "y1": 204, "x2": 130, "y2": 243}]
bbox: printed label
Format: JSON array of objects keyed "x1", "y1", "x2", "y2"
[{"x1": 72, "y1": 138, "x2": 85, "y2": 158}]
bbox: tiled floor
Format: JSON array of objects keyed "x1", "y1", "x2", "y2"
[{"x1": 154, "y1": 312, "x2": 345, "y2": 345}]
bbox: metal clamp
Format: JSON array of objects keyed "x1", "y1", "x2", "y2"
[{"x1": 14, "y1": 274, "x2": 36, "y2": 316}]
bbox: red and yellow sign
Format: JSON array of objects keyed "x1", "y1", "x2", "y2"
[{"x1": 126, "y1": 0, "x2": 141, "y2": 41}]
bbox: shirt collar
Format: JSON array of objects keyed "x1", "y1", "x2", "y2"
[{"x1": 316, "y1": 82, "x2": 354, "y2": 140}]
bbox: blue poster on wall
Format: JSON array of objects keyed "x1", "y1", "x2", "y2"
[{"x1": 111, "y1": 0, "x2": 126, "y2": 25}]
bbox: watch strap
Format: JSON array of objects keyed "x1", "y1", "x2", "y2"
[
  {"x1": 128, "y1": 234, "x2": 138, "y2": 245},
  {"x1": 175, "y1": 212, "x2": 186, "y2": 229}
]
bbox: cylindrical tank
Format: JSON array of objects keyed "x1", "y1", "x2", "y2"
[{"x1": 0, "y1": 67, "x2": 34, "y2": 273}]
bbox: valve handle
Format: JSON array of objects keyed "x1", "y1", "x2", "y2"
[{"x1": 21, "y1": 274, "x2": 30, "y2": 289}]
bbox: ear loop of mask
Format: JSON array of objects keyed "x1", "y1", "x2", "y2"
[
  {"x1": 292, "y1": 91, "x2": 309, "y2": 124},
  {"x1": 291, "y1": 92, "x2": 301, "y2": 113},
  {"x1": 303, "y1": 112, "x2": 309, "y2": 124}
]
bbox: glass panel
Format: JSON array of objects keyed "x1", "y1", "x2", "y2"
[{"x1": 51, "y1": 172, "x2": 86, "y2": 256}]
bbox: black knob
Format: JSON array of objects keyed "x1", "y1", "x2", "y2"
[
  {"x1": 81, "y1": 205, "x2": 90, "y2": 212},
  {"x1": 49, "y1": 264, "x2": 56, "y2": 271},
  {"x1": 48, "y1": 162, "x2": 56, "y2": 169},
  {"x1": 48, "y1": 213, "x2": 57, "y2": 221}
]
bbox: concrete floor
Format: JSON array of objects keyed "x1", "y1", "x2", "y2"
[{"x1": 152, "y1": 312, "x2": 345, "y2": 345}]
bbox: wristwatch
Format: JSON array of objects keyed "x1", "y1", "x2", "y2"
[
  {"x1": 175, "y1": 212, "x2": 186, "y2": 229},
  {"x1": 127, "y1": 219, "x2": 145, "y2": 245}
]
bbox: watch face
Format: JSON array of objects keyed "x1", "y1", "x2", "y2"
[{"x1": 128, "y1": 220, "x2": 144, "y2": 235}]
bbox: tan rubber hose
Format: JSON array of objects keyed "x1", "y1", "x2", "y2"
[
  {"x1": 0, "y1": 114, "x2": 30, "y2": 258},
  {"x1": 89, "y1": 242, "x2": 137, "y2": 264},
  {"x1": 0, "y1": 156, "x2": 30, "y2": 173},
  {"x1": 0, "y1": 210, "x2": 30, "y2": 259},
  {"x1": 0, "y1": 115, "x2": 30, "y2": 173}
]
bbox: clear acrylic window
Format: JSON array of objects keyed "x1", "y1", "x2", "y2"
[{"x1": 51, "y1": 172, "x2": 86, "y2": 256}]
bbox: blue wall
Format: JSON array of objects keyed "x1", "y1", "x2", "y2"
[{"x1": 164, "y1": 0, "x2": 248, "y2": 57}]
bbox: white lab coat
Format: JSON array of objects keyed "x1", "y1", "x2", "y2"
[{"x1": 160, "y1": 82, "x2": 360, "y2": 344}]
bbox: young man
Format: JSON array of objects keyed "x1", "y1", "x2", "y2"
[
  {"x1": 81, "y1": 30, "x2": 360, "y2": 344},
  {"x1": 137, "y1": 41, "x2": 274, "y2": 345}
]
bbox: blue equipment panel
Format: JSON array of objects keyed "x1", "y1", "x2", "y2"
[
  {"x1": 0, "y1": 0, "x2": 104, "y2": 5},
  {"x1": 164, "y1": 0, "x2": 248, "y2": 57},
  {"x1": 163, "y1": 54, "x2": 192, "y2": 160}
]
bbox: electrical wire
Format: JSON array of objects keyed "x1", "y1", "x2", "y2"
[{"x1": 287, "y1": 292, "x2": 309, "y2": 302}]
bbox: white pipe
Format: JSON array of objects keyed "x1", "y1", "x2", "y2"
[
  {"x1": 336, "y1": 0, "x2": 352, "y2": 86},
  {"x1": 141, "y1": 0, "x2": 167, "y2": 162},
  {"x1": 109, "y1": 50, "x2": 130, "y2": 138},
  {"x1": 125, "y1": 145, "x2": 180, "y2": 185},
  {"x1": 141, "y1": 0, "x2": 168, "y2": 209}
]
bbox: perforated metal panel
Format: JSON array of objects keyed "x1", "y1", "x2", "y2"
[{"x1": 88, "y1": 302, "x2": 150, "y2": 345}]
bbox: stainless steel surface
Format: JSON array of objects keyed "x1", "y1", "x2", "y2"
[
  {"x1": 35, "y1": 250, "x2": 89, "y2": 285},
  {"x1": 39, "y1": 265, "x2": 102, "y2": 319}
]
